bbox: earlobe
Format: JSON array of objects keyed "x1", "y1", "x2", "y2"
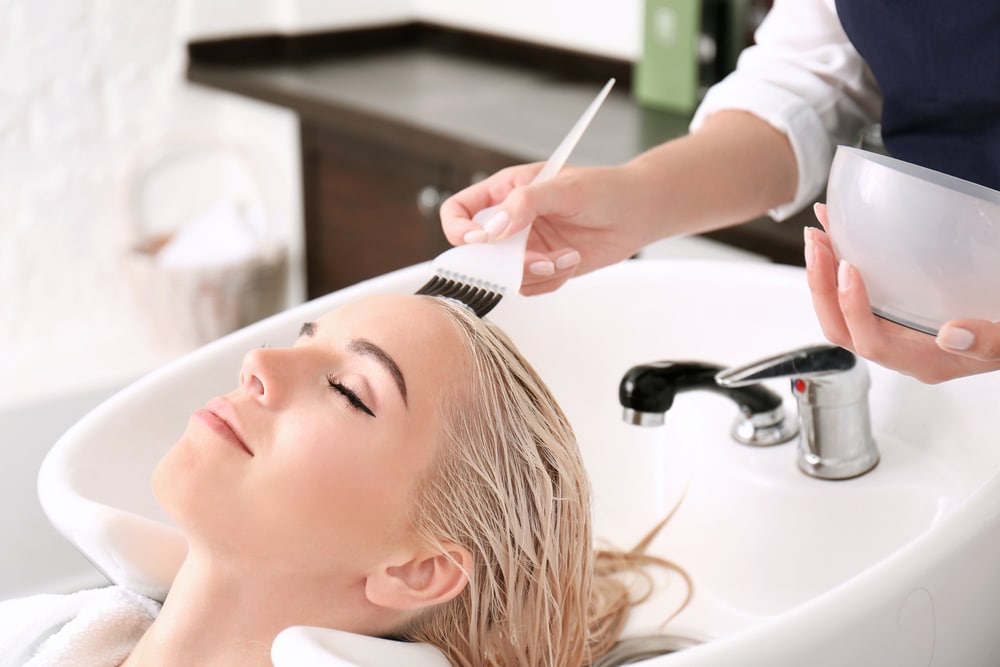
[{"x1": 365, "y1": 542, "x2": 472, "y2": 611}]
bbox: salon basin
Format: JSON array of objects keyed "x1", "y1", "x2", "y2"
[{"x1": 38, "y1": 259, "x2": 1000, "y2": 665}]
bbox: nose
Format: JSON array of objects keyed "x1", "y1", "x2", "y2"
[{"x1": 239, "y1": 347, "x2": 289, "y2": 404}]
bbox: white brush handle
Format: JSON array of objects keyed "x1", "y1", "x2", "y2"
[
  {"x1": 531, "y1": 77, "x2": 616, "y2": 185},
  {"x1": 471, "y1": 77, "x2": 616, "y2": 227}
]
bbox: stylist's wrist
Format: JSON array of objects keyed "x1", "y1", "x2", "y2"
[{"x1": 616, "y1": 158, "x2": 678, "y2": 247}]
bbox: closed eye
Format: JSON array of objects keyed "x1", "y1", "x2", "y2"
[{"x1": 327, "y1": 375, "x2": 376, "y2": 418}]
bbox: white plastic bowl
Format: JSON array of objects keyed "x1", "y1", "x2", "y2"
[{"x1": 826, "y1": 145, "x2": 1000, "y2": 335}]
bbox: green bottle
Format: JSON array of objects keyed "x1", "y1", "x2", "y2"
[{"x1": 634, "y1": 0, "x2": 701, "y2": 113}]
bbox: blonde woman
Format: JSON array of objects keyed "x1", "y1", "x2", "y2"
[{"x1": 2, "y1": 293, "x2": 687, "y2": 666}]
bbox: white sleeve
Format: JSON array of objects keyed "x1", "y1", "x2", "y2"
[{"x1": 690, "y1": 0, "x2": 882, "y2": 220}]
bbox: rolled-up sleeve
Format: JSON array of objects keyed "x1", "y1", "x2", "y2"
[{"x1": 690, "y1": 0, "x2": 882, "y2": 220}]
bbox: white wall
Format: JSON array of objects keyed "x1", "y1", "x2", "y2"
[
  {"x1": 276, "y1": 0, "x2": 413, "y2": 33},
  {"x1": 179, "y1": 0, "x2": 413, "y2": 38},
  {"x1": 182, "y1": 0, "x2": 643, "y2": 58},
  {"x1": 0, "y1": 0, "x2": 304, "y2": 409},
  {"x1": 415, "y1": 0, "x2": 642, "y2": 59}
]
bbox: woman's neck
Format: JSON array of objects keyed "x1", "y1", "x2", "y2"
[{"x1": 121, "y1": 552, "x2": 384, "y2": 667}]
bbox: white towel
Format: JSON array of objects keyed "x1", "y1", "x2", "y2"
[{"x1": 0, "y1": 586, "x2": 159, "y2": 667}]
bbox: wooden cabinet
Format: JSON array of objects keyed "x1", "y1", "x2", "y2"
[{"x1": 300, "y1": 121, "x2": 520, "y2": 298}]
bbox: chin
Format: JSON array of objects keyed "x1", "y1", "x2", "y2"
[{"x1": 150, "y1": 434, "x2": 211, "y2": 526}]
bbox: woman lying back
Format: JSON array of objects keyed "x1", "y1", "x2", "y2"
[{"x1": 13, "y1": 293, "x2": 685, "y2": 666}]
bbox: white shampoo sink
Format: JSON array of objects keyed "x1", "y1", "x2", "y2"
[{"x1": 39, "y1": 259, "x2": 1000, "y2": 666}]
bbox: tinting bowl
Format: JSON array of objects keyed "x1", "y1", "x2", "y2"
[{"x1": 827, "y1": 145, "x2": 1000, "y2": 335}]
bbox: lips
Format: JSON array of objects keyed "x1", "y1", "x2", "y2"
[{"x1": 196, "y1": 398, "x2": 253, "y2": 456}]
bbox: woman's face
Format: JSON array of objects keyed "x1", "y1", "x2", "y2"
[{"x1": 153, "y1": 294, "x2": 465, "y2": 583}]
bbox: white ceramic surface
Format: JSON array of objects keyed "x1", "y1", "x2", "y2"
[
  {"x1": 38, "y1": 259, "x2": 1000, "y2": 665},
  {"x1": 827, "y1": 145, "x2": 1000, "y2": 335}
]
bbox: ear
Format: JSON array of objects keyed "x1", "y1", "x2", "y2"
[{"x1": 365, "y1": 542, "x2": 472, "y2": 611}]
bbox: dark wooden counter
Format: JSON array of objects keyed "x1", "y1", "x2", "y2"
[{"x1": 187, "y1": 23, "x2": 814, "y2": 297}]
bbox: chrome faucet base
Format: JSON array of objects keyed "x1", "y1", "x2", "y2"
[
  {"x1": 731, "y1": 406, "x2": 799, "y2": 446},
  {"x1": 798, "y1": 448, "x2": 880, "y2": 480}
]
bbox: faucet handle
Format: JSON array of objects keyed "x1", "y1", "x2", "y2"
[
  {"x1": 717, "y1": 344, "x2": 879, "y2": 480},
  {"x1": 715, "y1": 344, "x2": 857, "y2": 387}
]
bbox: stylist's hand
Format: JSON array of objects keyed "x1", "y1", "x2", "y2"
[
  {"x1": 805, "y1": 203, "x2": 1000, "y2": 383},
  {"x1": 439, "y1": 163, "x2": 650, "y2": 295}
]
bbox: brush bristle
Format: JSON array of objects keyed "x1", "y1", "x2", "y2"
[{"x1": 415, "y1": 274, "x2": 504, "y2": 317}]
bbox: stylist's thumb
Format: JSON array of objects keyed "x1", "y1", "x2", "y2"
[
  {"x1": 483, "y1": 178, "x2": 565, "y2": 241},
  {"x1": 936, "y1": 320, "x2": 1000, "y2": 361}
]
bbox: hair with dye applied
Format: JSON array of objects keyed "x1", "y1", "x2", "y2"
[{"x1": 392, "y1": 297, "x2": 690, "y2": 666}]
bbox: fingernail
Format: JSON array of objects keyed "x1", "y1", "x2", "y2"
[
  {"x1": 555, "y1": 251, "x2": 581, "y2": 270},
  {"x1": 813, "y1": 202, "x2": 823, "y2": 217},
  {"x1": 483, "y1": 210, "x2": 509, "y2": 239},
  {"x1": 937, "y1": 325, "x2": 975, "y2": 351},
  {"x1": 837, "y1": 260, "x2": 851, "y2": 292},
  {"x1": 463, "y1": 229, "x2": 488, "y2": 244},
  {"x1": 529, "y1": 260, "x2": 555, "y2": 276},
  {"x1": 803, "y1": 228, "x2": 814, "y2": 269}
]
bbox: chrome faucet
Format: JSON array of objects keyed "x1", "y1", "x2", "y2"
[
  {"x1": 619, "y1": 360, "x2": 799, "y2": 447},
  {"x1": 716, "y1": 344, "x2": 879, "y2": 480}
]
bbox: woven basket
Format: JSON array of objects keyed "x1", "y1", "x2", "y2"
[{"x1": 123, "y1": 137, "x2": 288, "y2": 352}]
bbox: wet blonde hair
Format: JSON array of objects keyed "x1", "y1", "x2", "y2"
[{"x1": 395, "y1": 297, "x2": 687, "y2": 666}]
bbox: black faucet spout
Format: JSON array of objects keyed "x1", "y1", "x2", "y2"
[
  {"x1": 619, "y1": 360, "x2": 797, "y2": 446},
  {"x1": 620, "y1": 361, "x2": 783, "y2": 416}
]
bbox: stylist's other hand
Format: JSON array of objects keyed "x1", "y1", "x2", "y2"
[
  {"x1": 805, "y1": 203, "x2": 1000, "y2": 383},
  {"x1": 439, "y1": 163, "x2": 649, "y2": 295}
]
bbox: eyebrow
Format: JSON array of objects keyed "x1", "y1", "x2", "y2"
[
  {"x1": 300, "y1": 322, "x2": 408, "y2": 406},
  {"x1": 348, "y1": 338, "x2": 408, "y2": 406}
]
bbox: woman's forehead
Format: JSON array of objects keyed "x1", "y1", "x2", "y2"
[
  {"x1": 317, "y1": 294, "x2": 447, "y2": 330},
  {"x1": 316, "y1": 294, "x2": 466, "y2": 375}
]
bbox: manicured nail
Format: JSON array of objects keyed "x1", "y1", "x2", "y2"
[
  {"x1": 529, "y1": 260, "x2": 555, "y2": 276},
  {"x1": 555, "y1": 251, "x2": 581, "y2": 270},
  {"x1": 483, "y1": 210, "x2": 509, "y2": 239},
  {"x1": 837, "y1": 260, "x2": 851, "y2": 292},
  {"x1": 803, "y1": 228, "x2": 814, "y2": 269},
  {"x1": 813, "y1": 202, "x2": 823, "y2": 218},
  {"x1": 463, "y1": 229, "x2": 488, "y2": 244},
  {"x1": 937, "y1": 325, "x2": 975, "y2": 351}
]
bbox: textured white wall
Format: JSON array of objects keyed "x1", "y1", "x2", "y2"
[{"x1": 0, "y1": 0, "x2": 302, "y2": 408}]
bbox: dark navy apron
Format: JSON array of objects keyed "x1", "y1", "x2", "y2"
[{"x1": 835, "y1": 0, "x2": 1000, "y2": 191}]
